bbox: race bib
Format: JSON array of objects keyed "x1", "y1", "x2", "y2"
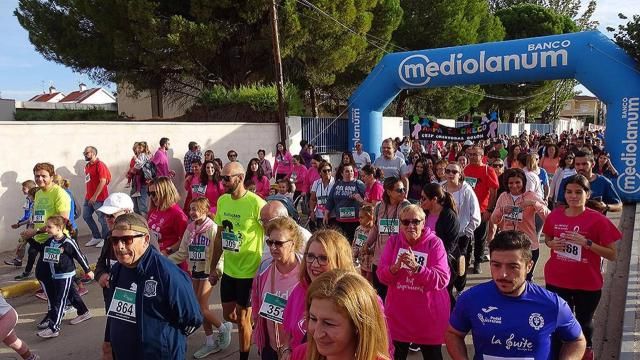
[
  {"x1": 43, "y1": 246, "x2": 61, "y2": 263},
  {"x1": 33, "y1": 210, "x2": 45, "y2": 224},
  {"x1": 556, "y1": 241, "x2": 582, "y2": 262},
  {"x1": 222, "y1": 231, "x2": 240, "y2": 252},
  {"x1": 355, "y1": 233, "x2": 367, "y2": 248},
  {"x1": 483, "y1": 355, "x2": 534, "y2": 360},
  {"x1": 109, "y1": 259, "x2": 118, "y2": 266},
  {"x1": 317, "y1": 196, "x2": 328, "y2": 211},
  {"x1": 379, "y1": 218, "x2": 400, "y2": 235},
  {"x1": 85, "y1": 173, "x2": 91, "y2": 183},
  {"x1": 189, "y1": 244, "x2": 206, "y2": 261},
  {"x1": 465, "y1": 177, "x2": 478, "y2": 189},
  {"x1": 290, "y1": 173, "x2": 298, "y2": 183},
  {"x1": 396, "y1": 248, "x2": 428, "y2": 270},
  {"x1": 259, "y1": 292, "x2": 287, "y2": 324},
  {"x1": 108, "y1": 287, "x2": 137, "y2": 324},
  {"x1": 192, "y1": 184, "x2": 207, "y2": 196},
  {"x1": 503, "y1": 206, "x2": 524, "y2": 222},
  {"x1": 338, "y1": 207, "x2": 356, "y2": 219}
]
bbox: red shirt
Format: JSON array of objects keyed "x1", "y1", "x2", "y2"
[
  {"x1": 84, "y1": 160, "x2": 110, "y2": 201},
  {"x1": 543, "y1": 208, "x2": 621, "y2": 290},
  {"x1": 463, "y1": 163, "x2": 499, "y2": 212}
]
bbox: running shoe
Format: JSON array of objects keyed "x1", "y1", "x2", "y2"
[
  {"x1": 70, "y1": 311, "x2": 93, "y2": 325},
  {"x1": 95, "y1": 239, "x2": 104, "y2": 248},
  {"x1": 25, "y1": 354, "x2": 40, "y2": 360},
  {"x1": 85, "y1": 237, "x2": 103, "y2": 246},
  {"x1": 36, "y1": 318, "x2": 50, "y2": 330},
  {"x1": 37, "y1": 328, "x2": 59, "y2": 338},
  {"x1": 217, "y1": 322, "x2": 232, "y2": 350},
  {"x1": 14, "y1": 272, "x2": 32, "y2": 281},
  {"x1": 193, "y1": 343, "x2": 221, "y2": 359},
  {"x1": 409, "y1": 343, "x2": 420, "y2": 352},
  {"x1": 4, "y1": 258, "x2": 22, "y2": 267}
]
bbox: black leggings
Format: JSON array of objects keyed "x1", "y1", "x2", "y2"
[
  {"x1": 546, "y1": 284, "x2": 601, "y2": 348},
  {"x1": 24, "y1": 238, "x2": 42, "y2": 274},
  {"x1": 393, "y1": 341, "x2": 442, "y2": 360},
  {"x1": 526, "y1": 249, "x2": 540, "y2": 282},
  {"x1": 467, "y1": 220, "x2": 488, "y2": 265},
  {"x1": 371, "y1": 264, "x2": 388, "y2": 302}
]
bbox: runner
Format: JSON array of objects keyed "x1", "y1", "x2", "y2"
[
  {"x1": 82, "y1": 146, "x2": 111, "y2": 247},
  {"x1": 544, "y1": 174, "x2": 622, "y2": 359},
  {"x1": 446, "y1": 230, "x2": 586, "y2": 359},
  {"x1": 0, "y1": 294, "x2": 39, "y2": 359},
  {"x1": 208, "y1": 161, "x2": 267, "y2": 360},
  {"x1": 308, "y1": 161, "x2": 335, "y2": 232},
  {"x1": 324, "y1": 163, "x2": 366, "y2": 241}
]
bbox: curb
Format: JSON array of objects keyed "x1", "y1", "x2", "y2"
[{"x1": 0, "y1": 263, "x2": 97, "y2": 299}]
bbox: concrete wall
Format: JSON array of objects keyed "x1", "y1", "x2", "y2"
[
  {"x1": 0, "y1": 121, "x2": 280, "y2": 252},
  {"x1": 0, "y1": 99, "x2": 16, "y2": 121}
]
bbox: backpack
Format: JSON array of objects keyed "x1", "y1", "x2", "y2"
[{"x1": 141, "y1": 160, "x2": 157, "y2": 181}]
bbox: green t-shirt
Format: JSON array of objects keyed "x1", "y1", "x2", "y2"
[
  {"x1": 214, "y1": 191, "x2": 266, "y2": 279},
  {"x1": 33, "y1": 184, "x2": 71, "y2": 243}
]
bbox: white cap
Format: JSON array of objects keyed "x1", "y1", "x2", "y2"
[
  {"x1": 97, "y1": 193, "x2": 134, "y2": 214},
  {"x1": 463, "y1": 140, "x2": 474, "y2": 146}
]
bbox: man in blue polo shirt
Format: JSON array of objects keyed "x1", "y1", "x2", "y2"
[
  {"x1": 445, "y1": 230, "x2": 586, "y2": 359},
  {"x1": 556, "y1": 149, "x2": 621, "y2": 213}
]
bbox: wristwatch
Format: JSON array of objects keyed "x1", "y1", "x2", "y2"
[{"x1": 586, "y1": 239, "x2": 593, "y2": 248}]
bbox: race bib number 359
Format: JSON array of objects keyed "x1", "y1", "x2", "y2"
[{"x1": 108, "y1": 287, "x2": 137, "y2": 324}]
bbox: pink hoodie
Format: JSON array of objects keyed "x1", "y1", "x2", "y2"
[
  {"x1": 282, "y1": 282, "x2": 308, "y2": 350},
  {"x1": 274, "y1": 151, "x2": 293, "y2": 176},
  {"x1": 377, "y1": 228, "x2": 450, "y2": 345},
  {"x1": 489, "y1": 191, "x2": 549, "y2": 250},
  {"x1": 303, "y1": 168, "x2": 321, "y2": 195}
]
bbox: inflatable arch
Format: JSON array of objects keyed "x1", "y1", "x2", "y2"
[{"x1": 348, "y1": 31, "x2": 640, "y2": 202}]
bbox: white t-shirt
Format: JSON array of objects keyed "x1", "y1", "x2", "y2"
[
  {"x1": 311, "y1": 178, "x2": 335, "y2": 219},
  {"x1": 352, "y1": 151, "x2": 371, "y2": 169}
]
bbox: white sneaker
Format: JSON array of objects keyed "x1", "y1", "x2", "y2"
[
  {"x1": 193, "y1": 343, "x2": 221, "y2": 359},
  {"x1": 85, "y1": 238, "x2": 103, "y2": 246},
  {"x1": 37, "y1": 328, "x2": 59, "y2": 338},
  {"x1": 95, "y1": 239, "x2": 104, "y2": 248},
  {"x1": 217, "y1": 322, "x2": 232, "y2": 350},
  {"x1": 70, "y1": 311, "x2": 93, "y2": 325}
]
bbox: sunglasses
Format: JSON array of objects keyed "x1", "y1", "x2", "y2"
[
  {"x1": 445, "y1": 169, "x2": 459, "y2": 174},
  {"x1": 105, "y1": 212, "x2": 123, "y2": 219},
  {"x1": 305, "y1": 253, "x2": 329, "y2": 266},
  {"x1": 109, "y1": 234, "x2": 145, "y2": 246},
  {"x1": 401, "y1": 219, "x2": 423, "y2": 226},
  {"x1": 148, "y1": 191, "x2": 157, "y2": 197},
  {"x1": 221, "y1": 174, "x2": 241, "y2": 182},
  {"x1": 394, "y1": 187, "x2": 407, "y2": 194},
  {"x1": 491, "y1": 163, "x2": 504, "y2": 168},
  {"x1": 266, "y1": 239, "x2": 292, "y2": 248}
]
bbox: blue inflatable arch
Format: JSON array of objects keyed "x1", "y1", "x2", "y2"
[{"x1": 348, "y1": 31, "x2": 640, "y2": 201}]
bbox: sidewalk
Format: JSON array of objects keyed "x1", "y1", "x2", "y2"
[
  {"x1": 620, "y1": 204, "x2": 640, "y2": 359},
  {"x1": 0, "y1": 235, "x2": 102, "y2": 298}
]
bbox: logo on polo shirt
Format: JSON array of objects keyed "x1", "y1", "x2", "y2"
[
  {"x1": 481, "y1": 306, "x2": 498, "y2": 313},
  {"x1": 144, "y1": 279, "x2": 157, "y2": 298},
  {"x1": 478, "y1": 313, "x2": 502, "y2": 325},
  {"x1": 529, "y1": 313, "x2": 544, "y2": 330}
]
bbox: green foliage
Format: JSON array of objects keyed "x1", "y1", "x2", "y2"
[
  {"x1": 15, "y1": 109, "x2": 119, "y2": 121},
  {"x1": 198, "y1": 83, "x2": 304, "y2": 115},
  {"x1": 608, "y1": 13, "x2": 640, "y2": 66},
  {"x1": 390, "y1": 0, "x2": 504, "y2": 118},
  {"x1": 488, "y1": 0, "x2": 598, "y2": 29},
  {"x1": 495, "y1": 3, "x2": 578, "y2": 39}
]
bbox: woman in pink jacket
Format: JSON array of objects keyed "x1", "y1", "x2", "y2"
[
  {"x1": 488, "y1": 168, "x2": 550, "y2": 281},
  {"x1": 251, "y1": 217, "x2": 303, "y2": 360},
  {"x1": 289, "y1": 155, "x2": 308, "y2": 201},
  {"x1": 273, "y1": 142, "x2": 293, "y2": 180},
  {"x1": 245, "y1": 158, "x2": 270, "y2": 199},
  {"x1": 377, "y1": 204, "x2": 450, "y2": 359}
]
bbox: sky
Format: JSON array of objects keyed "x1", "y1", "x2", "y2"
[{"x1": 0, "y1": 0, "x2": 639, "y2": 101}]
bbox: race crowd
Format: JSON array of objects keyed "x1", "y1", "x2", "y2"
[{"x1": 0, "y1": 127, "x2": 624, "y2": 360}]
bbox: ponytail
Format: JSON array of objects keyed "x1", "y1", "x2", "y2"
[{"x1": 422, "y1": 183, "x2": 458, "y2": 215}]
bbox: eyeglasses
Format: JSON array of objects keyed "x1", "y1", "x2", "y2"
[
  {"x1": 305, "y1": 252, "x2": 329, "y2": 266},
  {"x1": 266, "y1": 239, "x2": 292, "y2": 248},
  {"x1": 394, "y1": 187, "x2": 406, "y2": 194},
  {"x1": 105, "y1": 212, "x2": 124, "y2": 219},
  {"x1": 109, "y1": 234, "x2": 145, "y2": 246},
  {"x1": 148, "y1": 191, "x2": 157, "y2": 197},
  {"x1": 400, "y1": 219, "x2": 423, "y2": 226},
  {"x1": 445, "y1": 169, "x2": 459, "y2": 174},
  {"x1": 321, "y1": 169, "x2": 332, "y2": 173},
  {"x1": 491, "y1": 163, "x2": 504, "y2": 168},
  {"x1": 221, "y1": 174, "x2": 241, "y2": 182}
]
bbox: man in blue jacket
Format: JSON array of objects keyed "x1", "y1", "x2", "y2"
[{"x1": 106, "y1": 213, "x2": 202, "y2": 359}]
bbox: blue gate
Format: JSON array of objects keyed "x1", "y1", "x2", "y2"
[{"x1": 301, "y1": 117, "x2": 348, "y2": 153}]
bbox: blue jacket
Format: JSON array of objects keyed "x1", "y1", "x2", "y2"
[{"x1": 107, "y1": 246, "x2": 202, "y2": 359}]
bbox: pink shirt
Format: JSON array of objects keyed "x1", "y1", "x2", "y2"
[
  {"x1": 377, "y1": 229, "x2": 450, "y2": 345},
  {"x1": 266, "y1": 265, "x2": 300, "y2": 351},
  {"x1": 203, "y1": 180, "x2": 224, "y2": 215},
  {"x1": 151, "y1": 149, "x2": 170, "y2": 177},
  {"x1": 543, "y1": 208, "x2": 621, "y2": 291},
  {"x1": 274, "y1": 151, "x2": 293, "y2": 176},
  {"x1": 303, "y1": 168, "x2": 321, "y2": 195},
  {"x1": 282, "y1": 282, "x2": 308, "y2": 350},
  {"x1": 365, "y1": 181, "x2": 384, "y2": 204},
  {"x1": 147, "y1": 204, "x2": 188, "y2": 252},
  {"x1": 252, "y1": 175, "x2": 271, "y2": 199},
  {"x1": 290, "y1": 165, "x2": 308, "y2": 193}
]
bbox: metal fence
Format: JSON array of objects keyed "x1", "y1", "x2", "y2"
[{"x1": 301, "y1": 117, "x2": 348, "y2": 153}]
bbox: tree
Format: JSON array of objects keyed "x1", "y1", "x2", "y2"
[
  {"x1": 389, "y1": 0, "x2": 505, "y2": 118},
  {"x1": 608, "y1": 13, "x2": 640, "y2": 66},
  {"x1": 488, "y1": 0, "x2": 598, "y2": 29},
  {"x1": 479, "y1": 4, "x2": 578, "y2": 121}
]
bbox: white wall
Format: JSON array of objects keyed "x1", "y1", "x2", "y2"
[
  {"x1": 0, "y1": 121, "x2": 280, "y2": 251},
  {"x1": 381, "y1": 116, "x2": 404, "y2": 144},
  {"x1": 81, "y1": 90, "x2": 116, "y2": 104},
  {"x1": 0, "y1": 99, "x2": 16, "y2": 121}
]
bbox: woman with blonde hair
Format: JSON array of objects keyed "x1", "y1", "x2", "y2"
[
  {"x1": 252, "y1": 217, "x2": 305, "y2": 359},
  {"x1": 291, "y1": 270, "x2": 390, "y2": 360},
  {"x1": 280, "y1": 229, "x2": 356, "y2": 357},
  {"x1": 147, "y1": 176, "x2": 188, "y2": 270}
]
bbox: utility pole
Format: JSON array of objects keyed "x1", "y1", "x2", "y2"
[{"x1": 270, "y1": 0, "x2": 287, "y2": 143}]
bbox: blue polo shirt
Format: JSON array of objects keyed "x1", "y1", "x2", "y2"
[
  {"x1": 450, "y1": 281, "x2": 582, "y2": 359},
  {"x1": 556, "y1": 174, "x2": 621, "y2": 205}
]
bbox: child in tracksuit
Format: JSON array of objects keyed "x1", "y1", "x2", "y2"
[
  {"x1": 5, "y1": 185, "x2": 38, "y2": 267},
  {"x1": 36, "y1": 215, "x2": 94, "y2": 338}
]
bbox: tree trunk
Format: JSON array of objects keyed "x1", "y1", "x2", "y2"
[
  {"x1": 310, "y1": 87, "x2": 319, "y2": 118},
  {"x1": 395, "y1": 90, "x2": 408, "y2": 117}
]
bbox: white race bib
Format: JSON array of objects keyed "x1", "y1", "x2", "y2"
[
  {"x1": 354, "y1": 233, "x2": 367, "y2": 248},
  {"x1": 396, "y1": 248, "x2": 428, "y2": 270},
  {"x1": 189, "y1": 244, "x2": 206, "y2": 261},
  {"x1": 259, "y1": 292, "x2": 287, "y2": 324},
  {"x1": 192, "y1": 184, "x2": 207, "y2": 196},
  {"x1": 556, "y1": 241, "x2": 582, "y2": 262},
  {"x1": 222, "y1": 231, "x2": 240, "y2": 252},
  {"x1": 34, "y1": 210, "x2": 45, "y2": 224},
  {"x1": 338, "y1": 207, "x2": 356, "y2": 220},
  {"x1": 379, "y1": 218, "x2": 400, "y2": 234},
  {"x1": 465, "y1": 177, "x2": 478, "y2": 188},
  {"x1": 43, "y1": 246, "x2": 61, "y2": 263},
  {"x1": 108, "y1": 287, "x2": 137, "y2": 324},
  {"x1": 503, "y1": 206, "x2": 524, "y2": 222}
]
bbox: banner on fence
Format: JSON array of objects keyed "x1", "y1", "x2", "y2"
[{"x1": 409, "y1": 112, "x2": 499, "y2": 141}]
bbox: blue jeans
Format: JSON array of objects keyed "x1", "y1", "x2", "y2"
[
  {"x1": 132, "y1": 185, "x2": 148, "y2": 217},
  {"x1": 83, "y1": 199, "x2": 108, "y2": 240}
]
